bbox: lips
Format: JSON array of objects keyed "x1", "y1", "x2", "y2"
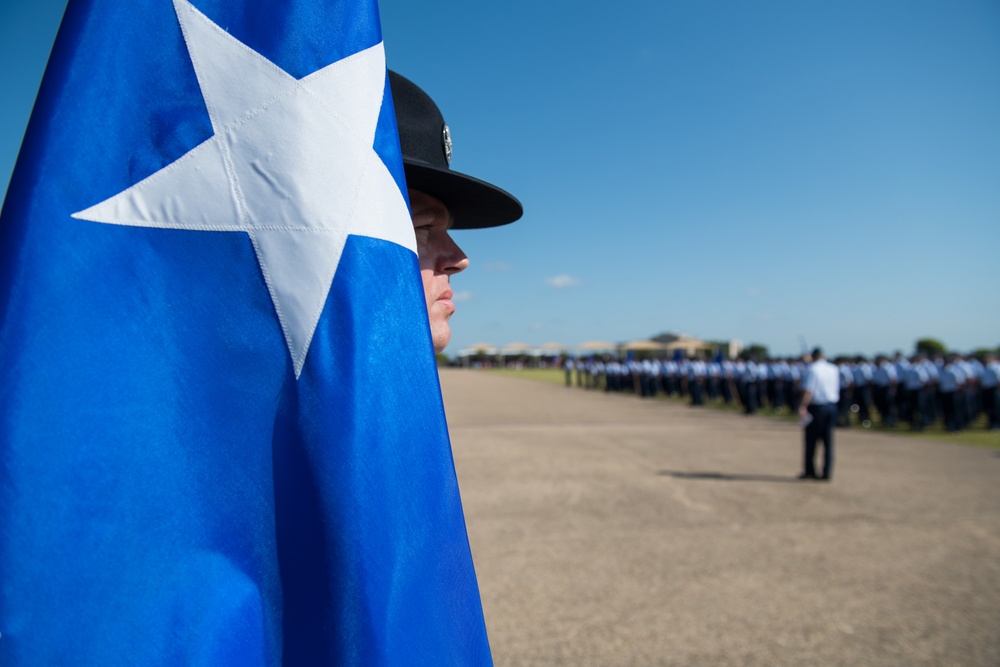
[{"x1": 435, "y1": 288, "x2": 456, "y2": 315}]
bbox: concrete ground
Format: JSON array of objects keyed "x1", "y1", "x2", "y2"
[{"x1": 439, "y1": 369, "x2": 1000, "y2": 667}]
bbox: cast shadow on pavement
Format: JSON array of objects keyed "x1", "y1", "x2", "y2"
[{"x1": 658, "y1": 470, "x2": 804, "y2": 483}]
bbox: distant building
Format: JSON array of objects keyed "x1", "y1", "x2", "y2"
[
  {"x1": 651, "y1": 332, "x2": 711, "y2": 357},
  {"x1": 652, "y1": 332, "x2": 742, "y2": 359}
]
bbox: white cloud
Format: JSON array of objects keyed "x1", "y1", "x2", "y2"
[
  {"x1": 452, "y1": 291, "x2": 473, "y2": 302},
  {"x1": 546, "y1": 274, "x2": 581, "y2": 289}
]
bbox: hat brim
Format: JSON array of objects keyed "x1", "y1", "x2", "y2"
[{"x1": 403, "y1": 159, "x2": 523, "y2": 230}]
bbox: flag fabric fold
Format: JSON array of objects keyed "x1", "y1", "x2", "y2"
[{"x1": 0, "y1": 0, "x2": 491, "y2": 664}]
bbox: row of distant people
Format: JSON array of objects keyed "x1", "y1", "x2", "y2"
[{"x1": 563, "y1": 352, "x2": 1000, "y2": 433}]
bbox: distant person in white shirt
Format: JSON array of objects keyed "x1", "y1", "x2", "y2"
[{"x1": 798, "y1": 347, "x2": 841, "y2": 481}]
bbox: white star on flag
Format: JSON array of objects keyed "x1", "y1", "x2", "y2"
[{"x1": 73, "y1": 0, "x2": 415, "y2": 378}]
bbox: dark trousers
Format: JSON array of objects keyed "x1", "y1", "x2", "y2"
[
  {"x1": 941, "y1": 391, "x2": 958, "y2": 432},
  {"x1": 960, "y1": 388, "x2": 974, "y2": 429},
  {"x1": 855, "y1": 384, "x2": 872, "y2": 423},
  {"x1": 804, "y1": 403, "x2": 837, "y2": 478},
  {"x1": 896, "y1": 384, "x2": 910, "y2": 423},
  {"x1": 742, "y1": 380, "x2": 757, "y2": 414},
  {"x1": 877, "y1": 385, "x2": 897, "y2": 426},
  {"x1": 690, "y1": 379, "x2": 704, "y2": 406},
  {"x1": 984, "y1": 386, "x2": 999, "y2": 429},
  {"x1": 788, "y1": 385, "x2": 801, "y2": 413},
  {"x1": 909, "y1": 388, "x2": 927, "y2": 429},
  {"x1": 838, "y1": 388, "x2": 852, "y2": 426},
  {"x1": 773, "y1": 381, "x2": 785, "y2": 412},
  {"x1": 721, "y1": 378, "x2": 733, "y2": 404}
]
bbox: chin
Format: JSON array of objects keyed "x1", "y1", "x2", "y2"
[
  {"x1": 430, "y1": 325, "x2": 451, "y2": 354},
  {"x1": 432, "y1": 336, "x2": 450, "y2": 354}
]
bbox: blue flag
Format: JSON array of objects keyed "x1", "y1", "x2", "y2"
[{"x1": 0, "y1": 0, "x2": 491, "y2": 664}]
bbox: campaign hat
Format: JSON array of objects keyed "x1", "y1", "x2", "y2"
[{"x1": 389, "y1": 71, "x2": 523, "y2": 229}]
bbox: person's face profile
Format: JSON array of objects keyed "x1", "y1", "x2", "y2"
[{"x1": 409, "y1": 189, "x2": 469, "y2": 353}]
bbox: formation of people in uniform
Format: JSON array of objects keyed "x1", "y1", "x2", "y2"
[{"x1": 562, "y1": 350, "x2": 1000, "y2": 433}]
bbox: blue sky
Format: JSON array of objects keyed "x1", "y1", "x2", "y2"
[{"x1": 3, "y1": 0, "x2": 999, "y2": 357}]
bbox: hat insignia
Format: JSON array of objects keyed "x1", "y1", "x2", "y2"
[{"x1": 442, "y1": 124, "x2": 452, "y2": 167}]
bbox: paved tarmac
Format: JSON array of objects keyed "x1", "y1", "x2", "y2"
[{"x1": 439, "y1": 369, "x2": 1000, "y2": 667}]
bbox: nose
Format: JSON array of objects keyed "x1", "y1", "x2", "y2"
[{"x1": 440, "y1": 232, "x2": 469, "y2": 275}]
